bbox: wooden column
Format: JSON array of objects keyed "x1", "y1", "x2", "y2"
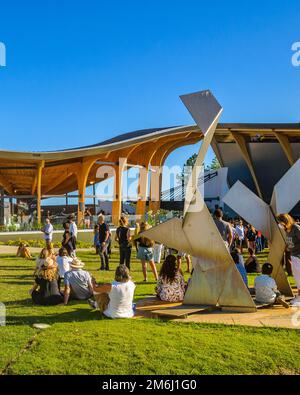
[
  {"x1": 274, "y1": 131, "x2": 295, "y2": 166},
  {"x1": 136, "y1": 165, "x2": 149, "y2": 219},
  {"x1": 36, "y1": 161, "x2": 45, "y2": 224},
  {"x1": 77, "y1": 159, "x2": 96, "y2": 227},
  {"x1": 112, "y1": 159, "x2": 126, "y2": 226},
  {"x1": 149, "y1": 168, "x2": 162, "y2": 214},
  {"x1": 231, "y1": 131, "x2": 263, "y2": 199}
]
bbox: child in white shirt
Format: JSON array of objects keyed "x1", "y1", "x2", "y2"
[{"x1": 254, "y1": 263, "x2": 289, "y2": 308}]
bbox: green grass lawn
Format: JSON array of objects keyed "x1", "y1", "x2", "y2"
[{"x1": 0, "y1": 248, "x2": 299, "y2": 375}]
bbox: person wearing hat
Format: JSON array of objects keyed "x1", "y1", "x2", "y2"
[
  {"x1": 63, "y1": 258, "x2": 93, "y2": 305},
  {"x1": 29, "y1": 257, "x2": 63, "y2": 306},
  {"x1": 254, "y1": 263, "x2": 289, "y2": 308}
]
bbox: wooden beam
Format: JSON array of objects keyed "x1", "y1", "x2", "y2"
[
  {"x1": 44, "y1": 170, "x2": 74, "y2": 194},
  {"x1": 210, "y1": 136, "x2": 224, "y2": 167},
  {"x1": 274, "y1": 131, "x2": 295, "y2": 166},
  {"x1": 231, "y1": 131, "x2": 263, "y2": 199},
  {"x1": 36, "y1": 161, "x2": 45, "y2": 224},
  {"x1": 0, "y1": 172, "x2": 14, "y2": 195}
]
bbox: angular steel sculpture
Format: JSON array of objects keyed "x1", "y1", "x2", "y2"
[
  {"x1": 142, "y1": 90, "x2": 256, "y2": 312},
  {"x1": 222, "y1": 160, "x2": 300, "y2": 297}
]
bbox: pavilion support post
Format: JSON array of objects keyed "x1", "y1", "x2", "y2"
[
  {"x1": 136, "y1": 166, "x2": 149, "y2": 220},
  {"x1": 0, "y1": 187, "x2": 4, "y2": 226},
  {"x1": 231, "y1": 131, "x2": 263, "y2": 199},
  {"x1": 112, "y1": 159, "x2": 126, "y2": 226},
  {"x1": 77, "y1": 159, "x2": 96, "y2": 227},
  {"x1": 36, "y1": 161, "x2": 45, "y2": 224},
  {"x1": 274, "y1": 131, "x2": 295, "y2": 166},
  {"x1": 149, "y1": 167, "x2": 162, "y2": 214}
]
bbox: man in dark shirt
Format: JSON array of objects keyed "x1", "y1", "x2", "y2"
[{"x1": 98, "y1": 215, "x2": 110, "y2": 271}]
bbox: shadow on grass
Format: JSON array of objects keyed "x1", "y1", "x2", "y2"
[
  {"x1": 6, "y1": 307, "x2": 102, "y2": 326},
  {"x1": 0, "y1": 266, "x2": 33, "y2": 271}
]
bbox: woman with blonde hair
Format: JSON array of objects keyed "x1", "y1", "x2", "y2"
[
  {"x1": 34, "y1": 248, "x2": 50, "y2": 276},
  {"x1": 29, "y1": 257, "x2": 63, "y2": 305},
  {"x1": 16, "y1": 242, "x2": 32, "y2": 259},
  {"x1": 115, "y1": 216, "x2": 132, "y2": 269},
  {"x1": 134, "y1": 222, "x2": 158, "y2": 282},
  {"x1": 277, "y1": 213, "x2": 300, "y2": 305}
]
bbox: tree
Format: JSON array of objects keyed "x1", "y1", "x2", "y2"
[
  {"x1": 205, "y1": 156, "x2": 221, "y2": 171},
  {"x1": 177, "y1": 153, "x2": 198, "y2": 183}
]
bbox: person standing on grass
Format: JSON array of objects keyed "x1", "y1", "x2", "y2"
[
  {"x1": 93, "y1": 224, "x2": 100, "y2": 254},
  {"x1": 30, "y1": 257, "x2": 63, "y2": 306},
  {"x1": 68, "y1": 215, "x2": 78, "y2": 255},
  {"x1": 156, "y1": 255, "x2": 185, "y2": 302},
  {"x1": 63, "y1": 258, "x2": 93, "y2": 305},
  {"x1": 277, "y1": 213, "x2": 300, "y2": 305},
  {"x1": 134, "y1": 222, "x2": 158, "y2": 282},
  {"x1": 213, "y1": 208, "x2": 233, "y2": 250},
  {"x1": 256, "y1": 229, "x2": 263, "y2": 252},
  {"x1": 88, "y1": 265, "x2": 136, "y2": 319},
  {"x1": 246, "y1": 225, "x2": 257, "y2": 251},
  {"x1": 235, "y1": 220, "x2": 245, "y2": 253},
  {"x1": 41, "y1": 217, "x2": 53, "y2": 248},
  {"x1": 98, "y1": 215, "x2": 110, "y2": 271},
  {"x1": 115, "y1": 216, "x2": 132, "y2": 269},
  {"x1": 176, "y1": 251, "x2": 191, "y2": 273},
  {"x1": 62, "y1": 222, "x2": 76, "y2": 257},
  {"x1": 56, "y1": 247, "x2": 72, "y2": 291}
]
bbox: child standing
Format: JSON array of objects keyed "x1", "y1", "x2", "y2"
[
  {"x1": 93, "y1": 224, "x2": 100, "y2": 254},
  {"x1": 56, "y1": 247, "x2": 72, "y2": 290},
  {"x1": 254, "y1": 263, "x2": 289, "y2": 308}
]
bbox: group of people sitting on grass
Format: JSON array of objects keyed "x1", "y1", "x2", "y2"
[{"x1": 23, "y1": 208, "x2": 300, "y2": 318}]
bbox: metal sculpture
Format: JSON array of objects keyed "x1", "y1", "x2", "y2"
[
  {"x1": 223, "y1": 160, "x2": 300, "y2": 297},
  {"x1": 141, "y1": 90, "x2": 256, "y2": 312}
]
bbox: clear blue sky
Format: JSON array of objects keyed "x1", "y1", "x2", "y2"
[{"x1": 0, "y1": 0, "x2": 300, "y2": 201}]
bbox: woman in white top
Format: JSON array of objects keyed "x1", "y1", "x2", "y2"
[{"x1": 89, "y1": 265, "x2": 136, "y2": 319}]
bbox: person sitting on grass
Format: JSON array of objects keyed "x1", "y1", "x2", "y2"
[
  {"x1": 29, "y1": 257, "x2": 63, "y2": 306},
  {"x1": 156, "y1": 255, "x2": 185, "y2": 302},
  {"x1": 63, "y1": 258, "x2": 93, "y2": 305},
  {"x1": 56, "y1": 247, "x2": 72, "y2": 291},
  {"x1": 245, "y1": 248, "x2": 261, "y2": 273},
  {"x1": 16, "y1": 242, "x2": 32, "y2": 259},
  {"x1": 254, "y1": 263, "x2": 289, "y2": 308},
  {"x1": 231, "y1": 251, "x2": 248, "y2": 287},
  {"x1": 34, "y1": 247, "x2": 50, "y2": 276},
  {"x1": 88, "y1": 265, "x2": 136, "y2": 319},
  {"x1": 232, "y1": 247, "x2": 245, "y2": 267}
]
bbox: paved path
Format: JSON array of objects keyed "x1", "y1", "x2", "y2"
[{"x1": 135, "y1": 297, "x2": 300, "y2": 330}]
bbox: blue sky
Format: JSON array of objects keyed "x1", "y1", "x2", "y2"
[{"x1": 0, "y1": 0, "x2": 300, "y2": 201}]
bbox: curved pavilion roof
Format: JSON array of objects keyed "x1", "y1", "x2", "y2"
[{"x1": 0, "y1": 122, "x2": 300, "y2": 199}]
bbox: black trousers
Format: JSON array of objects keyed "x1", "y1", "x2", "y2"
[
  {"x1": 99, "y1": 243, "x2": 109, "y2": 269},
  {"x1": 119, "y1": 245, "x2": 132, "y2": 269}
]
